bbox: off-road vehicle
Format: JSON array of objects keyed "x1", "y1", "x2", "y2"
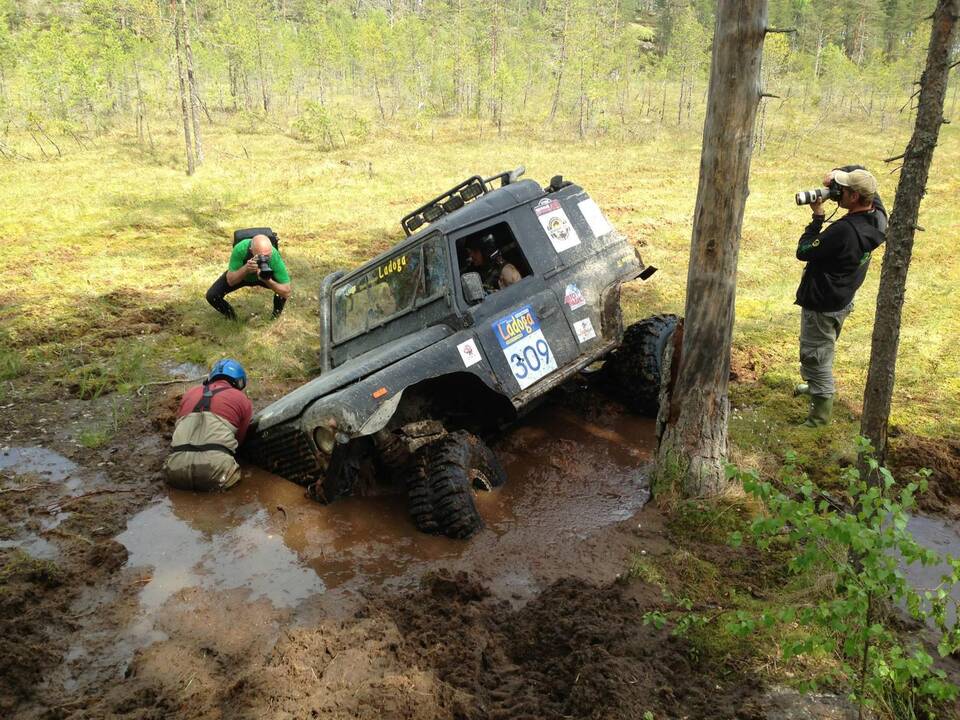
[{"x1": 245, "y1": 168, "x2": 676, "y2": 538}]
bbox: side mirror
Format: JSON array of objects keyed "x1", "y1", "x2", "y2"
[{"x1": 461, "y1": 272, "x2": 486, "y2": 305}]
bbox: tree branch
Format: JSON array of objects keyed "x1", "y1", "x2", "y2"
[
  {"x1": 765, "y1": 27, "x2": 796, "y2": 34},
  {"x1": 760, "y1": 92, "x2": 781, "y2": 99},
  {"x1": 883, "y1": 153, "x2": 906, "y2": 163}
]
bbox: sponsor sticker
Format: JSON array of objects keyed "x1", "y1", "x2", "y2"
[
  {"x1": 563, "y1": 283, "x2": 586, "y2": 310},
  {"x1": 577, "y1": 198, "x2": 613, "y2": 238},
  {"x1": 492, "y1": 305, "x2": 558, "y2": 390},
  {"x1": 533, "y1": 198, "x2": 581, "y2": 252},
  {"x1": 457, "y1": 338, "x2": 482, "y2": 368},
  {"x1": 573, "y1": 318, "x2": 596, "y2": 344}
]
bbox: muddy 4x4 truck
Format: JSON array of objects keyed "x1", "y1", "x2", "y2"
[{"x1": 245, "y1": 168, "x2": 677, "y2": 538}]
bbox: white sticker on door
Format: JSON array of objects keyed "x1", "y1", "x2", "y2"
[
  {"x1": 492, "y1": 305, "x2": 558, "y2": 390},
  {"x1": 577, "y1": 198, "x2": 613, "y2": 238},
  {"x1": 573, "y1": 318, "x2": 596, "y2": 344},
  {"x1": 457, "y1": 338, "x2": 482, "y2": 368},
  {"x1": 564, "y1": 283, "x2": 586, "y2": 310},
  {"x1": 533, "y1": 198, "x2": 581, "y2": 252}
]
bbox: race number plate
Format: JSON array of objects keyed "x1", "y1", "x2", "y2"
[{"x1": 492, "y1": 305, "x2": 558, "y2": 390}]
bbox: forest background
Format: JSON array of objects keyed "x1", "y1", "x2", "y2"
[{"x1": 1, "y1": 0, "x2": 958, "y2": 460}]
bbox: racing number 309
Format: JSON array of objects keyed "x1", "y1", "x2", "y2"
[{"x1": 509, "y1": 339, "x2": 551, "y2": 380}]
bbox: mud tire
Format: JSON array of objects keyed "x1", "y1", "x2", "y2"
[
  {"x1": 408, "y1": 431, "x2": 506, "y2": 539},
  {"x1": 605, "y1": 314, "x2": 678, "y2": 417}
]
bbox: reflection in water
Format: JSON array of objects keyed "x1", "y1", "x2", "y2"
[
  {"x1": 117, "y1": 397, "x2": 656, "y2": 626},
  {"x1": 116, "y1": 495, "x2": 326, "y2": 611},
  {"x1": 0, "y1": 446, "x2": 80, "y2": 487},
  {"x1": 902, "y1": 514, "x2": 960, "y2": 628}
]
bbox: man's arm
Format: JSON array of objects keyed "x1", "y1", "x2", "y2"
[
  {"x1": 264, "y1": 279, "x2": 291, "y2": 298},
  {"x1": 797, "y1": 215, "x2": 845, "y2": 262},
  {"x1": 226, "y1": 242, "x2": 256, "y2": 287}
]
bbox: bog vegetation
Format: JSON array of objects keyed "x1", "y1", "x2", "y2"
[{"x1": 1, "y1": 2, "x2": 959, "y2": 713}]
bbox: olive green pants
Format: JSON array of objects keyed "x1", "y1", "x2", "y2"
[
  {"x1": 163, "y1": 450, "x2": 241, "y2": 492},
  {"x1": 799, "y1": 303, "x2": 853, "y2": 397}
]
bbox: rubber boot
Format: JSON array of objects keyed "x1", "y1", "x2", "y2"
[
  {"x1": 802, "y1": 394, "x2": 833, "y2": 427},
  {"x1": 793, "y1": 383, "x2": 810, "y2": 397}
]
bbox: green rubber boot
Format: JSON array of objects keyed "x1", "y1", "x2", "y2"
[
  {"x1": 793, "y1": 383, "x2": 810, "y2": 397},
  {"x1": 802, "y1": 394, "x2": 833, "y2": 427}
]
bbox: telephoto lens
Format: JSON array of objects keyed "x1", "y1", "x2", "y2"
[
  {"x1": 795, "y1": 187, "x2": 829, "y2": 206},
  {"x1": 257, "y1": 255, "x2": 274, "y2": 281}
]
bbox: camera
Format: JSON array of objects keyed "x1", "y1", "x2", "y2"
[
  {"x1": 796, "y1": 180, "x2": 841, "y2": 206},
  {"x1": 256, "y1": 254, "x2": 274, "y2": 281}
]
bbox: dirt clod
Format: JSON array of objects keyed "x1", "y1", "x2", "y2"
[{"x1": 890, "y1": 435, "x2": 960, "y2": 514}]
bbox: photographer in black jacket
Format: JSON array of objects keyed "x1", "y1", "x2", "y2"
[{"x1": 794, "y1": 167, "x2": 887, "y2": 427}]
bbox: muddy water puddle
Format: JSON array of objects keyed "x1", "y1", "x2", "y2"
[
  {"x1": 901, "y1": 514, "x2": 960, "y2": 627},
  {"x1": 0, "y1": 445, "x2": 107, "y2": 559},
  {"x1": 116, "y1": 398, "x2": 654, "y2": 631}
]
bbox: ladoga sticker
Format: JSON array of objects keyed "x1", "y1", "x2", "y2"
[
  {"x1": 533, "y1": 198, "x2": 581, "y2": 252},
  {"x1": 492, "y1": 305, "x2": 558, "y2": 390}
]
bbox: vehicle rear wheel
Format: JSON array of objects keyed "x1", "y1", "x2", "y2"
[
  {"x1": 407, "y1": 431, "x2": 506, "y2": 539},
  {"x1": 604, "y1": 313, "x2": 678, "y2": 417}
]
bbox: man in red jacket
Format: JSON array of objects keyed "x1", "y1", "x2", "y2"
[{"x1": 163, "y1": 359, "x2": 253, "y2": 491}]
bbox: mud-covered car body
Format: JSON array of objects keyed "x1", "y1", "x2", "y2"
[{"x1": 247, "y1": 171, "x2": 654, "y2": 496}]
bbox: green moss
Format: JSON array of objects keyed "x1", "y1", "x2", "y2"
[{"x1": 0, "y1": 550, "x2": 65, "y2": 589}]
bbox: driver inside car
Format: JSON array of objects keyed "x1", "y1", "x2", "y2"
[{"x1": 465, "y1": 234, "x2": 521, "y2": 292}]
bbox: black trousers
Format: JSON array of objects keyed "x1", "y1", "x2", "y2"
[{"x1": 205, "y1": 272, "x2": 287, "y2": 320}]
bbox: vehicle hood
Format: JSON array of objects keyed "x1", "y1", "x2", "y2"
[{"x1": 253, "y1": 324, "x2": 452, "y2": 431}]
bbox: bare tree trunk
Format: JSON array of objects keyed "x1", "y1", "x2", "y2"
[
  {"x1": 173, "y1": 0, "x2": 195, "y2": 176},
  {"x1": 181, "y1": 0, "x2": 203, "y2": 165},
  {"x1": 256, "y1": 33, "x2": 270, "y2": 113},
  {"x1": 548, "y1": 5, "x2": 569, "y2": 124},
  {"x1": 860, "y1": 0, "x2": 959, "y2": 468},
  {"x1": 656, "y1": 0, "x2": 768, "y2": 497}
]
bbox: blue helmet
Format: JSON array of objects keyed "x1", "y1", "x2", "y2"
[{"x1": 208, "y1": 359, "x2": 247, "y2": 390}]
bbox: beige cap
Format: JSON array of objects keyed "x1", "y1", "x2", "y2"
[{"x1": 834, "y1": 168, "x2": 878, "y2": 197}]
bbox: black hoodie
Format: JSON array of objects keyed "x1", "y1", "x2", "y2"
[{"x1": 795, "y1": 209, "x2": 886, "y2": 312}]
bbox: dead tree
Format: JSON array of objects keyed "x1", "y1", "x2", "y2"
[
  {"x1": 860, "y1": 0, "x2": 959, "y2": 467},
  {"x1": 173, "y1": 0, "x2": 194, "y2": 175},
  {"x1": 656, "y1": 0, "x2": 769, "y2": 496},
  {"x1": 181, "y1": 0, "x2": 204, "y2": 165}
]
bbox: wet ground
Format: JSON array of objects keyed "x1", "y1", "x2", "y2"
[
  {"x1": 115, "y1": 400, "x2": 654, "y2": 620},
  {"x1": 5, "y1": 381, "x2": 958, "y2": 719},
  {"x1": 3, "y1": 388, "x2": 669, "y2": 717}
]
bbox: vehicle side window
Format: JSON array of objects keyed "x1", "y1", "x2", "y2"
[
  {"x1": 423, "y1": 234, "x2": 447, "y2": 297},
  {"x1": 457, "y1": 222, "x2": 532, "y2": 297},
  {"x1": 332, "y1": 234, "x2": 445, "y2": 344}
]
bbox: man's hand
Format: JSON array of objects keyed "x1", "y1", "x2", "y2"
[
  {"x1": 822, "y1": 170, "x2": 836, "y2": 187},
  {"x1": 265, "y1": 279, "x2": 292, "y2": 299},
  {"x1": 810, "y1": 198, "x2": 825, "y2": 217},
  {"x1": 246, "y1": 257, "x2": 259, "y2": 275}
]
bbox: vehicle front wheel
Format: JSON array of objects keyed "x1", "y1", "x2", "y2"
[
  {"x1": 604, "y1": 313, "x2": 679, "y2": 417},
  {"x1": 407, "y1": 431, "x2": 506, "y2": 539}
]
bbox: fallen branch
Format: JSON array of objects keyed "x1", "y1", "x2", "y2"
[
  {"x1": 137, "y1": 375, "x2": 205, "y2": 396},
  {"x1": 44, "y1": 488, "x2": 137, "y2": 513},
  {"x1": 41, "y1": 527, "x2": 94, "y2": 546},
  {"x1": 0, "y1": 484, "x2": 44, "y2": 495}
]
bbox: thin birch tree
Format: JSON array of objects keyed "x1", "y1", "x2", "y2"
[{"x1": 860, "y1": 0, "x2": 959, "y2": 467}]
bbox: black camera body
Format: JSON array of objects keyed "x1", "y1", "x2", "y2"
[
  {"x1": 256, "y1": 254, "x2": 274, "y2": 281},
  {"x1": 796, "y1": 180, "x2": 841, "y2": 206}
]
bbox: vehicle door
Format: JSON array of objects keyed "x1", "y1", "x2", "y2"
[{"x1": 452, "y1": 223, "x2": 579, "y2": 398}]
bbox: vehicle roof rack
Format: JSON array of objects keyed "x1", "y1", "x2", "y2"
[{"x1": 399, "y1": 166, "x2": 526, "y2": 237}]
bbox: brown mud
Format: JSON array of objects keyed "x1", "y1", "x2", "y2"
[
  {"x1": 890, "y1": 434, "x2": 960, "y2": 516},
  {"x1": 0, "y1": 377, "x2": 859, "y2": 719},
  {"x1": 0, "y1": 380, "x2": 716, "y2": 718}
]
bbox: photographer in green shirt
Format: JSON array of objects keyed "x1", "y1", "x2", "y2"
[{"x1": 206, "y1": 233, "x2": 292, "y2": 320}]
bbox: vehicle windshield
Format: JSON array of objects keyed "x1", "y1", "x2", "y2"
[{"x1": 331, "y1": 235, "x2": 446, "y2": 344}]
